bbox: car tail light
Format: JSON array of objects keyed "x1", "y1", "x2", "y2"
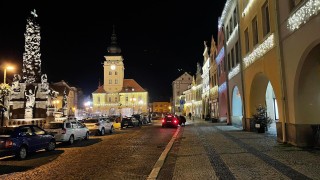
[
  {"x1": 5, "y1": 139, "x2": 13, "y2": 148},
  {"x1": 174, "y1": 120, "x2": 178, "y2": 124},
  {"x1": 62, "y1": 128, "x2": 66, "y2": 134},
  {"x1": 162, "y1": 119, "x2": 165, "y2": 123}
]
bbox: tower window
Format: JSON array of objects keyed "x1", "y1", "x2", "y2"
[{"x1": 109, "y1": 71, "x2": 112, "y2": 75}]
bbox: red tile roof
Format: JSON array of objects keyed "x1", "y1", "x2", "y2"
[
  {"x1": 93, "y1": 85, "x2": 107, "y2": 93},
  {"x1": 121, "y1": 79, "x2": 146, "y2": 92},
  {"x1": 92, "y1": 79, "x2": 146, "y2": 94}
]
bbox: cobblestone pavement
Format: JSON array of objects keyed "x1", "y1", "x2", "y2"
[{"x1": 158, "y1": 118, "x2": 320, "y2": 180}]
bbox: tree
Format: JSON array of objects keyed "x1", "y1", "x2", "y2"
[
  {"x1": 252, "y1": 104, "x2": 273, "y2": 133},
  {"x1": 22, "y1": 9, "x2": 42, "y2": 83}
]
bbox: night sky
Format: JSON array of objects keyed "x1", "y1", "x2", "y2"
[{"x1": 0, "y1": 1, "x2": 226, "y2": 102}]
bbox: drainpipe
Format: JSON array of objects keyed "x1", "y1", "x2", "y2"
[{"x1": 275, "y1": 1, "x2": 287, "y2": 143}]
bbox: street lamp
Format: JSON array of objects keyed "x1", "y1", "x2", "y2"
[
  {"x1": 130, "y1": 97, "x2": 136, "y2": 114},
  {"x1": 3, "y1": 66, "x2": 14, "y2": 84}
]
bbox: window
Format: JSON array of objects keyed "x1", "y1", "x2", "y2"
[
  {"x1": 109, "y1": 71, "x2": 112, "y2": 75},
  {"x1": 233, "y1": 9, "x2": 237, "y2": 27},
  {"x1": 235, "y1": 42, "x2": 240, "y2": 64},
  {"x1": 109, "y1": 97, "x2": 111, "y2": 102},
  {"x1": 262, "y1": 1, "x2": 270, "y2": 37},
  {"x1": 109, "y1": 79, "x2": 112, "y2": 84},
  {"x1": 244, "y1": 28, "x2": 249, "y2": 53},
  {"x1": 115, "y1": 79, "x2": 118, "y2": 84},
  {"x1": 290, "y1": 0, "x2": 305, "y2": 11},
  {"x1": 115, "y1": 71, "x2": 118, "y2": 75},
  {"x1": 231, "y1": 48, "x2": 235, "y2": 68},
  {"x1": 115, "y1": 97, "x2": 117, "y2": 101},
  {"x1": 32, "y1": 126, "x2": 45, "y2": 135},
  {"x1": 228, "y1": 53, "x2": 231, "y2": 71},
  {"x1": 226, "y1": 26, "x2": 229, "y2": 40},
  {"x1": 252, "y1": 16, "x2": 258, "y2": 46},
  {"x1": 125, "y1": 97, "x2": 128, "y2": 102},
  {"x1": 97, "y1": 97, "x2": 100, "y2": 103}
]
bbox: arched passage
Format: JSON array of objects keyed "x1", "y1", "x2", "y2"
[
  {"x1": 231, "y1": 86, "x2": 243, "y2": 128},
  {"x1": 296, "y1": 43, "x2": 320, "y2": 123},
  {"x1": 250, "y1": 73, "x2": 278, "y2": 135}
]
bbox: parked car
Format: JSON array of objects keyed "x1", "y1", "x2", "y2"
[
  {"x1": 44, "y1": 120, "x2": 89, "y2": 144},
  {"x1": 0, "y1": 125, "x2": 56, "y2": 160},
  {"x1": 83, "y1": 117, "x2": 114, "y2": 135},
  {"x1": 162, "y1": 114, "x2": 179, "y2": 128},
  {"x1": 121, "y1": 116, "x2": 141, "y2": 128}
]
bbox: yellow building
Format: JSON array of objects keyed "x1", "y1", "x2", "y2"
[
  {"x1": 239, "y1": 0, "x2": 284, "y2": 136},
  {"x1": 152, "y1": 102, "x2": 171, "y2": 114},
  {"x1": 92, "y1": 27, "x2": 148, "y2": 116}
]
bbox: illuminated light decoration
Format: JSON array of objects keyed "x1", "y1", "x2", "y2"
[
  {"x1": 110, "y1": 64, "x2": 116, "y2": 70},
  {"x1": 226, "y1": 25, "x2": 238, "y2": 47},
  {"x1": 215, "y1": 47, "x2": 225, "y2": 64},
  {"x1": 23, "y1": 9, "x2": 42, "y2": 83},
  {"x1": 242, "y1": 0, "x2": 255, "y2": 17},
  {"x1": 228, "y1": 64, "x2": 240, "y2": 80},
  {"x1": 218, "y1": 0, "x2": 233, "y2": 29},
  {"x1": 243, "y1": 33, "x2": 275, "y2": 68},
  {"x1": 218, "y1": 82, "x2": 227, "y2": 93},
  {"x1": 287, "y1": 0, "x2": 320, "y2": 31}
]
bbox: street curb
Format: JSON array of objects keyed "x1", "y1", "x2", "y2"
[{"x1": 147, "y1": 126, "x2": 181, "y2": 179}]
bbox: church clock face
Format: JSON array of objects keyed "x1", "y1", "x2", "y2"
[{"x1": 110, "y1": 65, "x2": 116, "y2": 70}]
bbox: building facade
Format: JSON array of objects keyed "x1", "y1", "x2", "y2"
[
  {"x1": 209, "y1": 36, "x2": 219, "y2": 119},
  {"x1": 152, "y1": 102, "x2": 171, "y2": 114},
  {"x1": 172, "y1": 72, "x2": 193, "y2": 114},
  {"x1": 202, "y1": 42, "x2": 211, "y2": 118},
  {"x1": 220, "y1": 0, "x2": 244, "y2": 128},
  {"x1": 277, "y1": 0, "x2": 320, "y2": 146},
  {"x1": 92, "y1": 27, "x2": 148, "y2": 117}
]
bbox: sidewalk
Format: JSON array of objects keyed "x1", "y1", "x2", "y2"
[{"x1": 158, "y1": 117, "x2": 320, "y2": 179}]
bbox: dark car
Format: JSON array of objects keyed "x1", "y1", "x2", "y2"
[
  {"x1": 121, "y1": 117, "x2": 141, "y2": 128},
  {"x1": 162, "y1": 115, "x2": 179, "y2": 128},
  {"x1": 0, "y1": 125, "x2": 56, "y2": 160}
]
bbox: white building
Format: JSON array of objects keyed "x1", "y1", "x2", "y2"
[{"x1": 172, "y1": 72, "x2": 193, "y2": 114}]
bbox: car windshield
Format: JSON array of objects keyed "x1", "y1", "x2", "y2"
[
  {"x1": 165, "y1": 116, "x2": 174, "y2": 120},
  {"x1": 84, "y1": 119, "x2": 99, "y2": 123},
  {"x1": 0, "y1": 127, "x2": 15, "y2": 135},
  {"x1": 44, "y1": 123, "x2": 64, "y2": 129}
]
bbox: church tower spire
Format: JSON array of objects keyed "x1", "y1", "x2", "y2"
[
  {"x1": 103, "y1": 25, "x2": 124, "y2": 93},
  {"x1": 107, "y1": 25, "x2": 121, "y2": 55}
]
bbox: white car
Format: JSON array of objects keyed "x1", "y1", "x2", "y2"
[
  {"x1": 83, "y1": 117, "x2": 114, "y2": 136},
  {"x1": 44, "y1": 120, "x2": 89, "y2": 144}
]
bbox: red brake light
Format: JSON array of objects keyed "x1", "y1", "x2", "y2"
[
  {"x1": 167, "y1": 115, "x2": 172, "y2": 117},
  {"x1": 5, "y1": 139, "x2": 13, "y2": 148},
  {"x1": 174, "y1": 120, "x2": 178, "y2": 124},
  {"x1": 162, "y1": 119, "x2": 165, "y2": 123}
]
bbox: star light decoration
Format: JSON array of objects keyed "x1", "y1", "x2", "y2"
[
  {"x1": 215, "y1": 47, "x2": 225, "y2": 64},
  {"x1": 218, "y1": 0, "x2": 233, "y2": 29},
  {"x1": 228, "y1": 64, "x2": 240, "y2": 80},
  {"x1": 242, "y1": 0, "x2": 255, "y2": 17},
  {"x1": 218, "y1": 82, "x2": 227, "y2": 93},
  {"x1": 243, "y1": 33, "x2": 275, "y2": 69},
  {"x1": 287, "y1": 0, "x2": 320, "y2": 31}
]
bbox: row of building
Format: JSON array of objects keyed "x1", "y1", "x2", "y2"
[{"x1": 172, "y1": 0, "x2": 320, "y2": 147}]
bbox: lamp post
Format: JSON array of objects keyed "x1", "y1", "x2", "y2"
[
  {"x1": 3, "y1": 66, "x2": 14, "y2": 84},
  {"x1": 130, "y1": 97, "x2": 136, "y2": 115}
]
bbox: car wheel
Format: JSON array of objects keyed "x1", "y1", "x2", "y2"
[
  {"x1": 16, "y1": 146, "x2": 27, "y2": 160},
  {"x1": 84, "y1": 132, "x2": 89, "y2": 140},
  {"x1": 100, "y1": 128, "x2": 105, "y2": 136},
  {"x1": 110, "y1": 126, "x2": 114, "y2": 134},
  {"x1": 69, "y1": 135, "x2": 74, "y2": 145},
  {"x1": 47, "y1": 140, "x2": 56, "y2": 151}
]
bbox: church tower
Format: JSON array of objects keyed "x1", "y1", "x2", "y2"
[{"x1": 103, "y1": 25, "x2": 124, "y2": 93}]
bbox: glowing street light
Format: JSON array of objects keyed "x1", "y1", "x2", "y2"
[{"x1": 3, "y1": 65, "x2": 14, "y2": 84}]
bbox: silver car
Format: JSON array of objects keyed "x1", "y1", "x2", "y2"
[
  {"x1": 44, "y1": 120, "x2": 89, "y2": 144},
  {"x1": 83, "y1": 117, "x2": 114, "y2": 136}
]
